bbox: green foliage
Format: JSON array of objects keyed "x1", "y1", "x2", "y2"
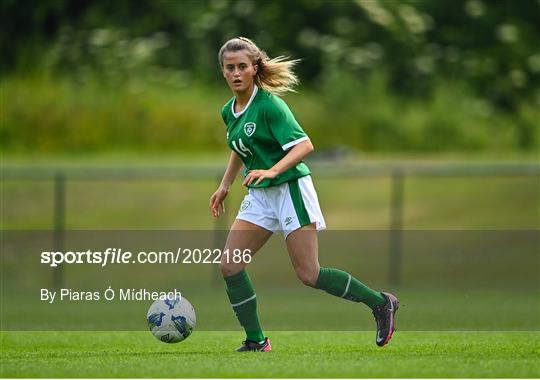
[
  {"x1": 1, "y1": 0, "x2": 539, "y2": 152},
  {"x1": 4, "y1": 72, "x2": 536, "y2": 153},
  {"x1": 1, "y1": 75, "x2": 229, "y2": 153},
  {"x1": 300, "y1": 71, "x2": 537, "y2": 151},
  {"x1": 4, "y1": 0, "x2": 539, "y2": 98}
]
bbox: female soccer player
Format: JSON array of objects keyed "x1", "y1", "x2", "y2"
[{"x1": 210, "y1": 37, "x2": 399, "y2": 352}]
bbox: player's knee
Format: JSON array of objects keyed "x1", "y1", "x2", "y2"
[
  {"x1": 219, "y1": 260, "x2": 243, "y2": 277},
  {"x1": 219, "y1": 261, "x2": 234, "y2": 276},
  {"x1": 295, "y1": 268, "x2": 318, "y2": 287}
]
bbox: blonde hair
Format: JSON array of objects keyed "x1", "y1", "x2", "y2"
[{"x1": 218, "y1": 37, "x2": 300, "y2": 96}]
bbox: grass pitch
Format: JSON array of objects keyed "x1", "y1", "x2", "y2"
[{"x1": 1, "y1": 331, "x2": 538, "y2": 378}]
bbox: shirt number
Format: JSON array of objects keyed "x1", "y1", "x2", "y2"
[{"x1": 231, "y1": 138, "x2": 253, "y2": 158}]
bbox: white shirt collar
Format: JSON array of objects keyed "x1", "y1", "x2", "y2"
[{"x1": 231, "y1": 85, "x2": 258, "y2": 118}]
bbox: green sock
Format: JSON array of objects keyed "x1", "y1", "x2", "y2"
[
  {"x1": 315, "y1": 267, "x2": 386, "y2": 309},
  {"x1": 224, "y1": 270, "x2": 265, "y2": 343}
]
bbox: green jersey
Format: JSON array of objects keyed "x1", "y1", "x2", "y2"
[{"x1": 221, "y1": 86, "x2": 311, "y2": 188}]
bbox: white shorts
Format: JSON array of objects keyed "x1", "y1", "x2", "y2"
[{"x1": 236, "y1": 175, "x2": 326, "y2": 239}]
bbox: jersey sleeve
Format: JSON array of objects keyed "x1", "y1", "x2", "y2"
[{"x1": 265, "y1": 98, "x2": 309, "y2": 151}]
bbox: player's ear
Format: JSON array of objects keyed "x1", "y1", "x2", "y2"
[{"x1": 252, "y1": 64, "x2": 258, "y2": 76}]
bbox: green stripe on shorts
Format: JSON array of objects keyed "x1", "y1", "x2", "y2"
[{"x1": 288, "y1": 179, "x2": 311, "y2": 226}]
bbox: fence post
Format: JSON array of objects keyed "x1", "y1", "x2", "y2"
[
  {"x1": 53, "y1": 172, "x2": 66, "y2": 289},
  {"x1": 389, "y1": 169, "x2": 404, "y2": 287}
]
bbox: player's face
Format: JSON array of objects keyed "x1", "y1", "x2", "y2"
[{"x1": 222, "y1": 50, "x2": 258, "y2": 94}]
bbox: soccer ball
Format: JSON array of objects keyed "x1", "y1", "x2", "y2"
[{"x1": 147, "y1": 295, "x2": 196, "y2": 343}]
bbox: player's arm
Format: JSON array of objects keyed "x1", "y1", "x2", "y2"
[
  {"x1": 210, "y1": 151, "x2": 244, "y2": 217},
  {"x1": 220, "y1": 150, "x2": 244, "y2": 189},
  {"x1": 243, "y1": 139, "x2": 314, "y2": 186}
]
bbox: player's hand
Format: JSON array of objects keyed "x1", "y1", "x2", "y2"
[
  {"x1": 242, "y1": 169, "x2": 279, "y2": 187},
  {"x1": 209, "y1": 185, "x2": 229, "y2": 218}
]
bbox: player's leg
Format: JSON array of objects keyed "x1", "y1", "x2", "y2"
[
  {"x1": 220, "y1": 218, "x2": 273, "y2": 351},
  {"x1": 220, "y1": 218, "x2": 272, "y2": 276},
  {"x1": 283, "y1": 177, "x2": 388, "y2": 308},
  {"x1": 285, "y1": 224, "x2": 399, "y2": 346},
  {"x1": 285, "y1": 224, "x2": 383, "y2": 305},
  {"x1": 284, "y1": 223, "x2": 320, "y2": 286}
]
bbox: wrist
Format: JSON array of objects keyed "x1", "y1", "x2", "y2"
[{"x1": 269, "y1": 167, "x2": 281, "y2": 177}]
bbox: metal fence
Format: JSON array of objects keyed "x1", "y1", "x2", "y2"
[{"x1": 2, "y1": 161, "x2": 538, "y2": 287}]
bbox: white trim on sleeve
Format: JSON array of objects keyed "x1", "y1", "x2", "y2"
[{"x1": 282, "y1": 136, "x2": 309, "y2": 151}]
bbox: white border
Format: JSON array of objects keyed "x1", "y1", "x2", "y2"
[{"x1": 282, "y1": 136, "x2": 309, "y2": 151}]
